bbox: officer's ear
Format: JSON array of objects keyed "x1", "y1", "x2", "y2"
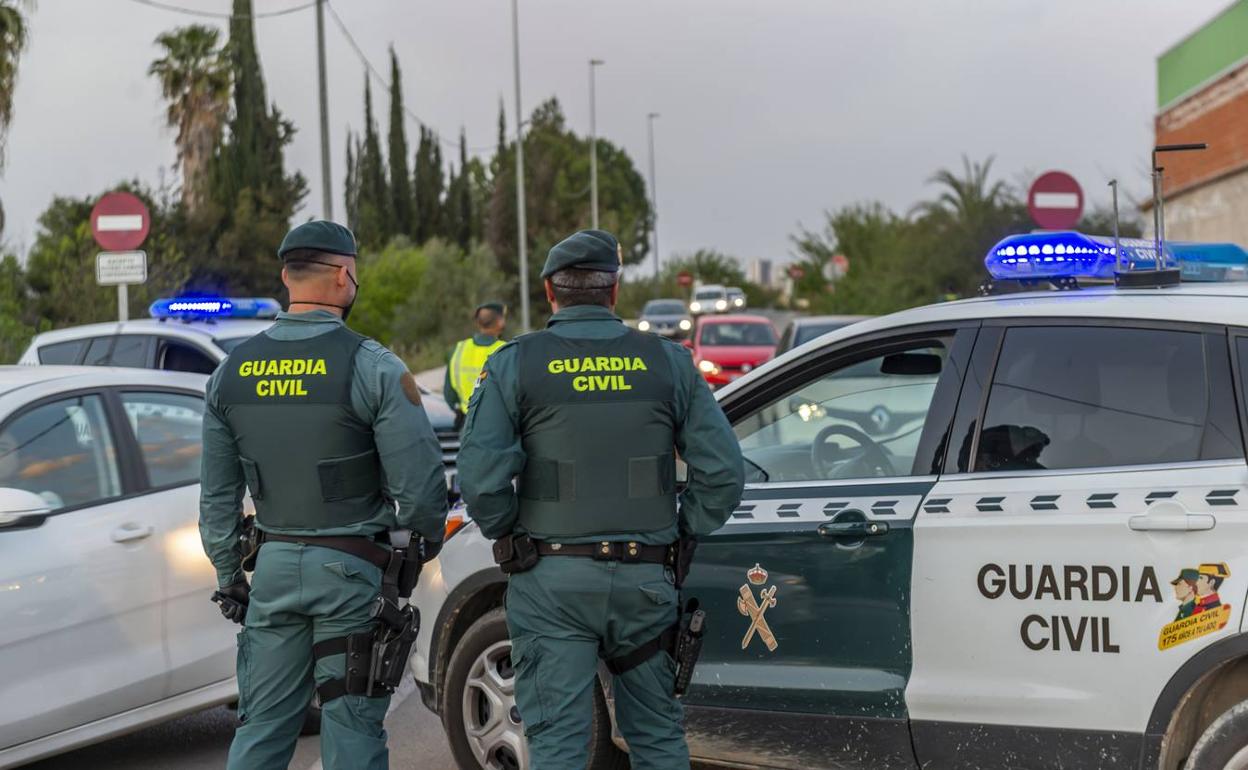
[
  {"x1": 544, "y1": 279, "x2": 558, "y2": 309},
  {"x1": 608, "y1": 279, "x2": 620, "y2": 308}
]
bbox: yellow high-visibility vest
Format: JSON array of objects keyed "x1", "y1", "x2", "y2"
[{"x1": 449, "y1": 336, "x2": 505, "y2": 413}]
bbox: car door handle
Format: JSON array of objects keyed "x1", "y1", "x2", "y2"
[
  {"x1": 1128, "y1": 513, "x2": 1215, "y2": 532},
  {"x1": 111, "y1": 523, "x2": 155, "y2": 543},
  {"x1": 818, "y1": 520, "x2": 890, "y2": 538}
]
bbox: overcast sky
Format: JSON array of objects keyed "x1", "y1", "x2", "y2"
[{"x1": 1, "y1": 0, "x2": 1228, "y2": 268}]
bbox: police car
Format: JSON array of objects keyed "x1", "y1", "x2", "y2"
[
  {"x1": 18, "y1": 297, "x2": 464, "y2": 493},
  {"x1": 411, "y1": 232, "x2": 1248, "y2": 770},
  {"x1": 0, "y1": 366, "x2": 322, "y2": 768}
]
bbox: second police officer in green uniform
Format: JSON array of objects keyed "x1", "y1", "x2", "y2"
[
  {"x1": 459, "y1": 229, "x2": 745, "y2": 769},
  {"x1": 198, "y1": 221, "x2": 449, "y2": 770}
]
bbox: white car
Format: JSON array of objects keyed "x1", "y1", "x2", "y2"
[
  {"x1": 688, "y1": 285, "x2": 729, "y2": 315},
  {"x1": 0, "y1": 366, "x2": 321, "y2": 768},
  {"x1": 17, "y1": 298, "x2": 464, "y2": 495},
  {"x1": 410, "y1": 234, "x2": 1248, "y2": 770}
]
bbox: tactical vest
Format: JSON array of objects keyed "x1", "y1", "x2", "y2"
[
  {"x1": 217, "y1": 325, "x2": 384, "y2": 530},
  {"x1": 449, "y1": 336, "x2": 505, "y2": 414},
  {"x1": 515, "y1": 328, "x2": 678, "y2": 538}
]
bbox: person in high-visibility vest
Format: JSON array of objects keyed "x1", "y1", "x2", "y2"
[{"x1": 444, "y1": 302, "x2": 507, "y2": 428}]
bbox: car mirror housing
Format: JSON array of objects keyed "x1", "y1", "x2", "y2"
[{"x1": 0, "y1": 487, "x2": 53, "y2": 530}]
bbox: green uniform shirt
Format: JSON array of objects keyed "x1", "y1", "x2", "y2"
[
  {"x1": 443, "y1": 332, "x2": 502, "y2": 414},
  {"x1": 459, "y1": 304, "x2": 744, "y2": 545},
  {"x1": 199, "y1": 310, "x2": 449, "y2": 588}
]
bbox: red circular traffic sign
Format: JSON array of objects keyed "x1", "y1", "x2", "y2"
[
  {"x1": 677, "y1": 271, "x2": 693, "y2": 287},
  {"x1": 91, "y1": 191, "x2": 150, "y2": 251},
  {"x1": 1027, "y1": 171, "x2": 1083, "y2": 231}
]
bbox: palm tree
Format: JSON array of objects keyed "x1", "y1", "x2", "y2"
[
  {"x1": 0, "y1": 0, "x2": 33, "y2": 234},
  {"x1": 149, "y1": 25, "x2": 232, "y2": 213},
  {"x1": 919, "y1": 155, "x2": 1010, "y2": 227}
]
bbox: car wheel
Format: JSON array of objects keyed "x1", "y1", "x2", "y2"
[
  {"x1": 1187, "y1": 700, "x2": 1248, "y2": 769},
  {"x1": 442, "y1": 607, "x2": 627, "y2": 770}
]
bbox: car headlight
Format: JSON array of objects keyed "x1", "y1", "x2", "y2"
[
  {"x1": 733, "y1": 297, "x2": 745, "y2": 306},
  {"x1": 698, "y1": 359, "x2": 719, "y2": 374},
  {"x1": 689, "y1": 301, "x2": 702, "y2": 313},
  {"x1": 638, "y1": 320, "x2": 651, "y2": 331},
  {"x1": 679, "y1": 319, "x2": 692, "y2": 331},
  {"x1": 715, "y1": 299, "x2": 728, "y2": 311}
]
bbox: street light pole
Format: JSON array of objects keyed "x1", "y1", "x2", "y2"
[
  {"x1": 647, "y1": 112, "x2": 660, "y2": 280},
  {"x1": 315, "y1": 0, "x2": 333, "y2": 220},
  {"x1": 589, "y1": 59, "x2": 604, "y2": 230},
  {"x1": 512, "y1": 0, "x2": 530, "y2": 332}
]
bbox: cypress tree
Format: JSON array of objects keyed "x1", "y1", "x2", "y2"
[
  {"x1": 455, "y1": 129, "x2": 472, "y2": 249},
  {"x1": 413, "y1": 126, "x2": 445, "y2": 243},
  {"x1": 356, "y1": 76, "x2": 391, "y2": 249},
  {"x1": 387, "y1": 48, "x2": 414, "y2": 239}
]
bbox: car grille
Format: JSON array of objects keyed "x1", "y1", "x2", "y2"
[{"x1": 436, "y1": 429, "x2": 460, "y2": 467}]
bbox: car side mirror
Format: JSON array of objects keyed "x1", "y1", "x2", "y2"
[
  {"x1": 0, "y1": 487, "x2": 53, "y2": 530},
  {"x1": 880, "y1": 352, "x2": 942, "y2": 376}
]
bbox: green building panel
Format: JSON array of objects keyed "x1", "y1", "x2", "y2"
[{"x1": 1159, "y1": 0, "x2": 1248, "y2": 109}]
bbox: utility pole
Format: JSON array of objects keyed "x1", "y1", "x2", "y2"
[
  {"x1": 512, "y1": 0, "x2": 530, "y2": 332},
  {"x1": 647, "y1": 112, "x2": 660, "y2": 280},
  {"x1": 589, "y1": 59, "x2": 604, "y2": 229},
  {"x1": 316, "y1": 0, "x2": 333, "y2": 220}
]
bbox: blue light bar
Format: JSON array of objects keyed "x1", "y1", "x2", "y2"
[
  {"x1": 984, "y1": 231, "x2": 1178, "y2": 281},
  {"x1": 149, "y1": 297, "x2": 281, "y2": 320},
  {"x1": 1170, "y1": 242, "x2": 1248, "y2": 282}
]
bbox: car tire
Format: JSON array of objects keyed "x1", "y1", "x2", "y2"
[
  {"x1": 1187, "y1": 700, "x2": 1248, "y2": 769},
  {"x1": 442, "y1": 606, "x2": 628, "y2": 770}
]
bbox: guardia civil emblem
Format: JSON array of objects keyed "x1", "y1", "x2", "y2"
[
  {"x1": 1159, "y1": 562, "x2": 1233, "y2": 650},
  {"x1": 738, "y1": 563, "x2": 778, "y2": 652}
]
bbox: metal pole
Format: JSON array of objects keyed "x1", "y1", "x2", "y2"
[
  {"x1": 1151, "y1": 162, "x2": 1162, "y2": 270},
  {"x1": 316, "y1": 0, "x2": 333, "y2": 220},
  {"x1": 1109, "y1": 180, "x2": 1122, "y2": 273},
  {"x1": 647, "y1": 112, "x2": 660, "y2": 280},
  {"x1": 512, "y1": 0, "x2": 530, "y2": 332},
  {"x1": 118, "y1": 284, "x2": 129, "y2": 322},
  {"x1": 589, "y1": 59, "x2": 603, "y2": 230}
]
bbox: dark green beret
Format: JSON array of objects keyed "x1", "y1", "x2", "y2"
[
  {"x1": 1171, "y1": 569, "x2": 1200, "y2": 584},
  {"x1": 541, "y1": 229, "x2": 621, "y2": 278},
  {"x1": 278, "y1": 220, "x2": 358, "y2": 260},
  {"x1": 475, "y1": 302, "x2": 506, "y2": 316}
]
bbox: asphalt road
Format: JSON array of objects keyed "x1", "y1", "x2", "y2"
[{"x1": 21, "y1": 679, "x2": 455, "y2": 770}]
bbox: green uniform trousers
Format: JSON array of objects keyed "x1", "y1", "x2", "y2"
[
  {"x1": 228, "y1": 542, "x2": 390, "y2": 770},
  {"x1": 506, "y1": 557, "x2": 688, "y2": 770}
]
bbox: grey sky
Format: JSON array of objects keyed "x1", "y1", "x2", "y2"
[{"x1": 2, "y1": 0, "x2": 1226, "y2": 269}]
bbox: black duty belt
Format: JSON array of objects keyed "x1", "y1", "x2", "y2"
[
  {"x1": 536, "y1": 540, "x2": 673, "y2": 565},
  {"x1": 263, "y1": 533, "x2": 392, "y2": 570}
]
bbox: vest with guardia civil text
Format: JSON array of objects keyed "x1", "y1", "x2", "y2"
[
  {"x1": 217, "y1": 325, "x2": 384, "y2": 530},
  {"x1": 515, "y1": 328, "x2": 677, "y2": 538}
]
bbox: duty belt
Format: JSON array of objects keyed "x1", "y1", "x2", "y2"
[
  {"x1": 536, "y1": 540, "x2": 674, "y2": 565},
  {"x1": 262, "y1": 532, "x2": 392, "y2": 570}
]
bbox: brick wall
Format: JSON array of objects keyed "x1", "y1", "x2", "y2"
[{"x1": 1156, "y1": 61, "x2": 1248, "y2": 195}]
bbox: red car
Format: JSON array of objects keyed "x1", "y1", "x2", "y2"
[{"x1": 686, "y1": 314, "x2": 777, "y2": 387}]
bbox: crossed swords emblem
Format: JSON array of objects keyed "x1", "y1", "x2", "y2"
[{"x1": 737, "y1": 583, "x2": 778, "y2": 652}]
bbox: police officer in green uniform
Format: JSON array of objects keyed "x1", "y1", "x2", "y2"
[
  {"x1": 444, "y1": 302, "x2": 507, "y2": 428},
  {"x1": 458, "y1": 229, "x2": 745, "y2": 769},
  {"x1": 199, "y1": 221, "x2": 448, "y2": 770}
]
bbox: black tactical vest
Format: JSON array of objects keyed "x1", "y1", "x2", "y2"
[
  {"x1": 217, "y1": 325, "x2": 384, "y2": 530},
  {"x1": 515, "y1": 327, "x2": 678, "y2": 538}
]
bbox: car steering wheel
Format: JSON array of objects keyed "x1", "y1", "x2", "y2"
[{"x1": 811, "y1": 424, "x2": 897, "y2": 479}]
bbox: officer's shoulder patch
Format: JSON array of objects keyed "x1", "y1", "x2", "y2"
[{"x1": 400, "y1": 371, "x2": 422, "y2": 406}]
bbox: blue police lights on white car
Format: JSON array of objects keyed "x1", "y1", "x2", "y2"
[
  {"x1": 985, "y1": 231, "x2": 1248, "y2": 283},
  {"x1": 149, "y1": 296, "x2": 282, "y2": 321}
]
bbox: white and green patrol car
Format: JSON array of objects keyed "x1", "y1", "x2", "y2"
[{"x1": 412, "y1": 234, "x2": 1248, "y2": 770}]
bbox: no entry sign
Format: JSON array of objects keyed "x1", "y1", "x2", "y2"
[
  {"x1": 91, "y1": 191, "x2": 150, "y2": 252},
  {"x1": 1028, "y1": 171, "x2": 1083, "y2": 230}
]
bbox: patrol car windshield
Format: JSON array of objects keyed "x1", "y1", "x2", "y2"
[
  {"x1": 734, "y1": 344, "x2": 946, "y2": 482},
  {"x1": 642, "y1": 301, "x2": 686, "y2": 316},
  {"x1": 699, "y1": 322, "x2": 776, "y2": 347}
]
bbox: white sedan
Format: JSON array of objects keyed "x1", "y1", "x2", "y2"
[{"x1": 0, "y1": 366, "x2": 313, "y2": 768}]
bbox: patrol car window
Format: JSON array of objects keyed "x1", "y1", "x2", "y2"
[
  {"x1": 975, "y1": 326, "x2": 1215, "y2": 472},
  {"x1": 108, "y1": 335, "x2": 152, "y2": 368},
  {"x1": 82, "y1": 336, "x2": 114, "y2": 366},
  {"x1": 158, "y1": 339, "x2": 218, "y2": 375},
  {"x1": 36, "y1": 339, "x2": 86, "y2": 365},
  {"x1": 734, "y1": 343, "x2": 946, "y2": 482},
  {"x1": 0, "y1": 396, "x2": 121, "y2": 510},
  {"x1": 121, "y1": 392, "x2": 205, "y2": 489}
]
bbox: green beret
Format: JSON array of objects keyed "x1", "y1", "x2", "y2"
[
  {"x1": 541, "y1": 229, "x2": 621, "y2": 278},
  {"x1": 475, "y1": 302, "x2": 506, "y2": 316},
  {"x1": 1171, "y1": 568, "x2": 1200, "y2": 584},
  {"x1": 278, "y1": 220, "x2": 358, "y2": 260}
]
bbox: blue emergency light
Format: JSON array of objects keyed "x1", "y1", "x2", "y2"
[
  {"x1": 985, "y1": 231, "x2": 1248, "y2": 283},
  {"x1": 149, "y1": 297, "x2": 281, "y2": 320}
]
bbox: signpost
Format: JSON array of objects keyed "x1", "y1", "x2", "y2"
[
  {"x1": 1027, "y1": 171, "x2": 1084, "y2": 230},
  {"x1": 91, "y1": 192, "x2": 150, "y2": 321},
  {"x1": 677, "y1": 270, "x2": 693, "y2": 287}
]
